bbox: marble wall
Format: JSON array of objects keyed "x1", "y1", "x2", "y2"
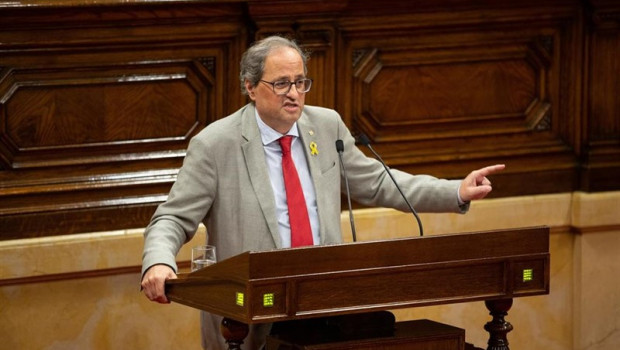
[{"x1": 1, "y1": 191, "x2": 619, "y2": 349}]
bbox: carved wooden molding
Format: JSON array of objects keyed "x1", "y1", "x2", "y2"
[
  {"x1": 351, "y1": 35, "x2": 556, "y2": 143},
  {"x1": 0, "y1": 59, "x2": 214, "y2": 170}
]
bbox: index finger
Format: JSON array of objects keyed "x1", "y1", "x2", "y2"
[{"x1": 476, "y1": 164, "x2": 505, "y2": 177}]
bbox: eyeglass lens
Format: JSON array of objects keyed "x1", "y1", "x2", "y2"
[{"x1": 274, "y1": 79, "x2": 311, "y2": 94}]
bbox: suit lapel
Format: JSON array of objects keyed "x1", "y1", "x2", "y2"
[
  {"x1": 297, "y1": 113, "x2": 329, "y2": 245},
  {"x1": 240, "y1": 104, "x2": 282, "y2": 248}
]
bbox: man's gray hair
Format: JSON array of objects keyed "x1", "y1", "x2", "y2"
[{"x1": 239, "y1": 36, "x2": 309, "y2": 95}]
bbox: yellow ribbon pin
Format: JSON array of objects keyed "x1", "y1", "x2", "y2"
[{"x1": 309, "y1": 141, "x2": 318, "y2": 156}]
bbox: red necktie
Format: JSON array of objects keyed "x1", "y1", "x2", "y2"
[{"x1": 279, "y1": 136, "x2": 313, "y2": 247}]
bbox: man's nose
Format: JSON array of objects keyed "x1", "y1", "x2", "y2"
[{"x1": 286, "y1": 84, "x2": 300, "y2": 98}]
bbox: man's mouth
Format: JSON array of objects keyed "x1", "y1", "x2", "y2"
[{"x1": 283, "y1": 102, "x2": 299, "y2": 111}]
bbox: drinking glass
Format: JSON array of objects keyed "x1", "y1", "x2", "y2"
[{"x1": 191, "y1": 245, "x2": 217, "y2": 271}]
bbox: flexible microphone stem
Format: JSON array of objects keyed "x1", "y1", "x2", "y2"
[
  {"x1": 335, "y1": 140, "x2": 357, "y2": 242},
  {"x1": 358, "y1": 134, "x2": 424, "y2": 237}
]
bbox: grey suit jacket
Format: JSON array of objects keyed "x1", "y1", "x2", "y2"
[
  {"x1": 142, "y1": 103, "x2": 466, "y2": 275},
  {"x1": 141, "y1": 103, "x2": 467, "y2": 349}
]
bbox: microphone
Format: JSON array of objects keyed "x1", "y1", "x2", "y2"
[
  {"x1": 357, "y1": 133, "x2": 424, "y2": 237},
  {"x1": 335, "y1": 139, "x2": 357, "y2": 242}
]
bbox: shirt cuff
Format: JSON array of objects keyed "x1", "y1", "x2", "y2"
[{"x1": 457, "y1": 182, "x2": 469, "y2": 206}]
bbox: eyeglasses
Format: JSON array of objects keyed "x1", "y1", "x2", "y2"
[{"x1": 259, "y1": 78, "x2": 313, "y2": 95}]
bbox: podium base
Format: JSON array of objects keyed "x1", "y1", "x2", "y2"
[{"x1": 266, "y1": 318, "x2": 466, "y2": 350}]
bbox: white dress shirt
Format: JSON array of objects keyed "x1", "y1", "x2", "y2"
[{"x1": 256, "y1": 113, "x2": 320, "y2": 248}]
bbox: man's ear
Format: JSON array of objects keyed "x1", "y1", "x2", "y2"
[{"x1": 245, "y1": 80, "x2": 256, "y2": 101}]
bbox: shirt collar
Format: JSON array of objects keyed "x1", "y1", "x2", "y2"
[{"x1": 255, "y1": 110, "x2": 299, "y2": 146}]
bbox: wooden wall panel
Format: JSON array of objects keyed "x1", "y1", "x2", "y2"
[
  {"x1": 0, "y1": 2, "x2": 247, "y2": 239},
  {"x1": 2, "y1": 62, "x2": 205, "y2": 161},
  {"x1": 582, "y1": 0, "x2": 620, "y2": 191},
  {"x1": 337, "y1": 2, "x2": 582, "y2": 197},
  {"x1": 0, "y1": 0, "x2": 618, "y2": 239},
  {"x1": 352, "y1": 44, "x2": 547, "y2": 139}
]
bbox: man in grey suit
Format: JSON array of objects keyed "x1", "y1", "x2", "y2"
[{"x1": 141, "y1": 35, "x2": 504, "y2": 349}]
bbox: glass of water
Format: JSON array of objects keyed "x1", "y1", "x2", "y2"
[{"x1": 191, "y1": 245, "x2": 217, "y2": 271}]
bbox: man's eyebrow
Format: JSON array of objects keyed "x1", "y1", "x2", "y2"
[{"x1": 266, "y1": 75, "x2": 288, "y2": 81}]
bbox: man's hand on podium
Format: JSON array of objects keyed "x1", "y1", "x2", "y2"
[{"x1": 141, "y1": 264, "x2": 177, "y2": 304}]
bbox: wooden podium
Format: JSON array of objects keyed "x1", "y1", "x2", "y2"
[{"x1": 166, "y1": 226, "x2": 550, "y2": 349}]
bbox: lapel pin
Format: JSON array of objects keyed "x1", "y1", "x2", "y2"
[{"x1": 309, "y1": 130, "x2": 314, "y2": 136}]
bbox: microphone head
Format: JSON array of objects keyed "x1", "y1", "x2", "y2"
[
  {"x1": 335, "y1": 140, "x2": 344, "y2": 153},
  {"x1": 357, "y1": 133, "x2": 371, "y2": 146}
]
